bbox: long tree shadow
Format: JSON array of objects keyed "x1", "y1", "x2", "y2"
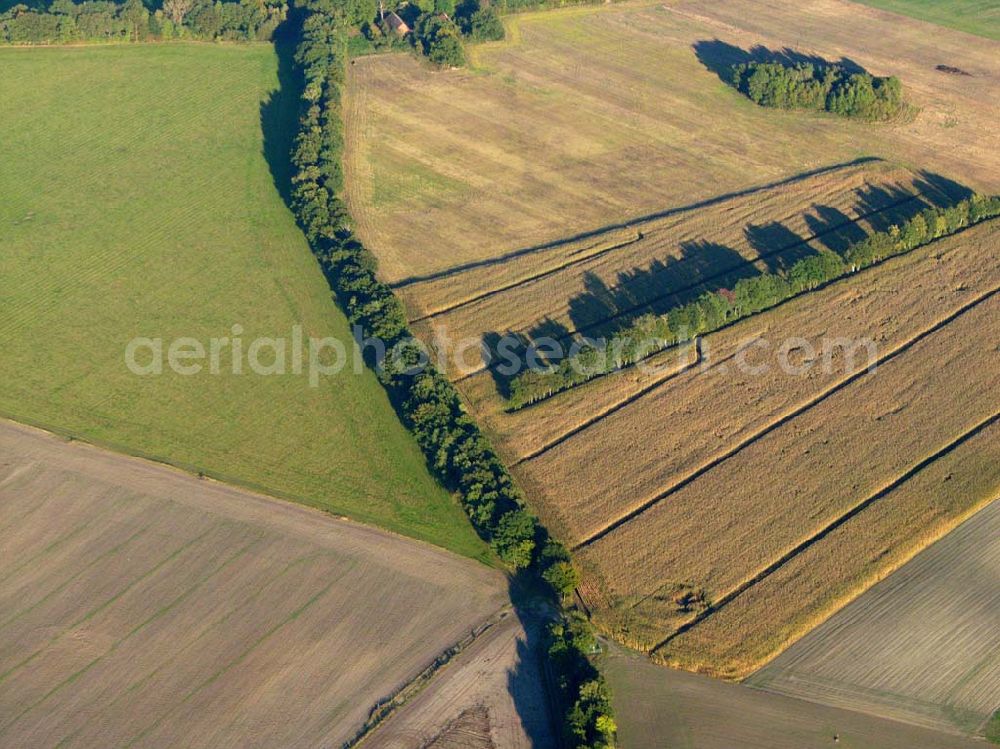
[
  {"x1": 805, "y1": 205, "x2": 868, "y2": 257},
  {"x1": 693, "y1": 39, "x2": 867, "y2": 84},
  {"x1": 507, "y1": 578, "x2": 565, "y2": 749},
  {"x1": 854, "y1": 183, "x2": 930, "y2": 232},
  {"x1": 565, "y1": 242, "x2": 755, "y2": 339},
  {"x1": 260, "y1": 16, "x2": 305, "y2": 211},
  {"x1": 914, "y1": 170, "x2": 974, "y2": 205},
  {"x1": 745, "y1": 222, "x2": 818, "y2": 273}
]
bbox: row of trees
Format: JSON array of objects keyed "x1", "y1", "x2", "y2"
[
  {"x1": 727, "y1": 61, "x2": 905, "y2": 120},
  {"x1": 288, "y1": 1, "x2": 615, "y2": 743},
  {"x1": 548, "y1": 612, "x2": 618, "y2": 747},
  {"x1": 508, "y1": 194, "x2": 1000, "y2": 408},
  {"x1": 0, "y1": 0, "x2": 287, "y2": 43}
]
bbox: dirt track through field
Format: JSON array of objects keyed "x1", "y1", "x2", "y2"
[{"x1": 0, "y1": 421, "x2": 508, "y2": 749}]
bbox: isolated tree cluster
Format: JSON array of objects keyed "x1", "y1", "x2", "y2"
[{"x1": 727, "y1": 60, "x2": 905, "y2": 120}]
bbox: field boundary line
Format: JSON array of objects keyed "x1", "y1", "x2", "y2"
[
  {"x1": 512, "y1": 339, "x2": 705, "y2": 465},
  {"x1": 451, "y1": 189, "x2": 932, "y2": 384},
  {"x1": 392, "y1": 157, "x2": 883, "y2": 289},
  {"x1": 648, "y1": 411, "x2": 1000, "y2": 657},
  {"x1": 572, "y1": 285, "x2": 1000, "y2": 549},
  {"x1": 408, "y1": 229, "x2": 643, "y2": 322}
]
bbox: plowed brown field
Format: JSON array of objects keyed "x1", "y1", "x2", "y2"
[{"x1": 0, "y1": 422, "x2": 507, "y2": 749}]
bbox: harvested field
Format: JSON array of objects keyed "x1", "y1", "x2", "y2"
[
  {"x1": 578, "y1": 290, "x2": 1000, "y2": 650},
  {"x1": 747, "y1": 498, "x2": 1000, "y2": 737},
  {"x1": 0, "y1": 421, "x2": 508, "y2": 749},
  {"x1": 500, "y1": 222, "x2": 1000, "y2": 539},
  {"x1": 345, "y1": 0, "x2": 1000, "y2": 282},
  {"x1": 605, "y1": 644, "x2": 985, "y2": 749},
  {"x1": 655, "y1": 417, "x2": 1000, "y2": 680},
  {"x1": 363, "y1": 612, "x2": 556, "y2": 749},
  {"x1": 423, "y1": 707, "x2": 494, "y2": 749},
  {"x1": 404, "y1": 160, "x2": 928, "y2": 318},
  {"x1": 411, "y1": 162, "x2": 952, "y2": 377},
  {"x1": 342, "y1": 0, "x2": 1000, "y2": 689}
]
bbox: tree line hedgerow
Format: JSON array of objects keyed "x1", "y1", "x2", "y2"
[
  {"x1": 287, "y1": 2, "x2": 616, "y2": 744},
  {"x1": 727, "y1": 60, "x2": 905, "y2": 120},
  {"x1": 0, "y1": 0, "x2": 287, "y2": 42},
  {"x1": 507, "y1": 194, "x2": 1000, "y2": 409}
]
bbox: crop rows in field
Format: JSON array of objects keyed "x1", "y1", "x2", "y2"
[
  {"x1": 745, "y1": 493, "x2": 1000, "y2": 735},
  {"x1": 659, "y1": 417, "x2": 1000, "y2": 686},
  {"x1": 472, "y1": 220, "x2": 998, "y2": 491},
  {"x1": 0, "y1": 423, "x2": 506, "y2": 749},
  {"x1": 576, "y1": 287, "x2": 1000, "y2": 659},
  {"x1": 410, "y1": 163, "x2": 952, "y2": 379},
  {"x1": 343, "y1": 0, "x2": 1000, "y2": 696},
  {"x1": 463, "y1": 222, "x2": 1000, "y2": 679}
]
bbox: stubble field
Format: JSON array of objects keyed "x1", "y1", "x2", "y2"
[
  {"x1": 343, "y1": 0, "x2": 1000, "y2": 722},
  {"x1": 605, "y1": 643, "x2": 986, "y2": 748},
  {"x1": 345, "y1": 0, "x2": 999, "y2": 282},
  {"x1": 0, "y1": 421, "x2": 508, "y2": 748}
]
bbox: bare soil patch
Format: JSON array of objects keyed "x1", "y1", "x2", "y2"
[
  {"x1": 747, "y1": 498, "x2": 1000, "y2": 736},
  {"x1": 0, "y1": 421, "x2": 507, "y2": 749},
  {"x1": 362, "y1": 611, "x2": 555, "y2": 749}
]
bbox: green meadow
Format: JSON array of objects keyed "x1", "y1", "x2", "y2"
[
  {"x1": 0, "y1": 43, "x2": 489, "y2": 561},
  {"x1": 853, "y1": 0, "x2": 1000, "y2": 40}
]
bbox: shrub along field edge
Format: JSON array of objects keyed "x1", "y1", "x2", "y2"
[{"x1": 286, "y1": 2, "x2": 616, "y2": 745}]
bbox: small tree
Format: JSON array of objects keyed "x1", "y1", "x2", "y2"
[
  {"x1": 163, "y1": 0, "x2": 193, "y2": 27},
  {"x1": 428, "y1": 22, "x2": 464, "y2": 67},
  {"x1": 469, "y1": 6, "x2": 502, "y2": 40}
]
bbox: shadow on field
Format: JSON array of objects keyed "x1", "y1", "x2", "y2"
[
  {"x1": 693, "y1": 39, "x2": 868, "y2": 84},
  {"x1": 565, "y1": 241, "x2": 758, "y2": 338},
  {"x1": 507, "y1": 575, "x2": 563, "y2": 748},
  {"x1": 475, "y1": 170, "x2": 974, "y2": 390},
  {"x1": 261, "y1": 17, "x2": 304, "y2": 209}
]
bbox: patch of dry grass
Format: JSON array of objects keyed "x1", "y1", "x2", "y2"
[
  {"x1": 507, "y1": 222, "x2": 1000, "y2": 542},
  {"x1": 579, "y1": 290, "x2": 1000, "y2": 650},
  {"x1": 344, "y1": 0, "x2": 999, "y2": 284}
]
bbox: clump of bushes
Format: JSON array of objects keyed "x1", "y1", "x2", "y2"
[
  {"x1": 414, "y1": 11, "x2": 465, "y2": 66},
  {"x1": 0, "y1": 0, "x2": 287, "y2": 43},
  {"x1": 507, "y1": 193, "x2": 1000, "y2": 408},
  {"x1": 548, "y1": 611, "x2": 618, "y2": 748},
  {"x1": 727, "y1": 60, "x2": 905, "y2": 120}
]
